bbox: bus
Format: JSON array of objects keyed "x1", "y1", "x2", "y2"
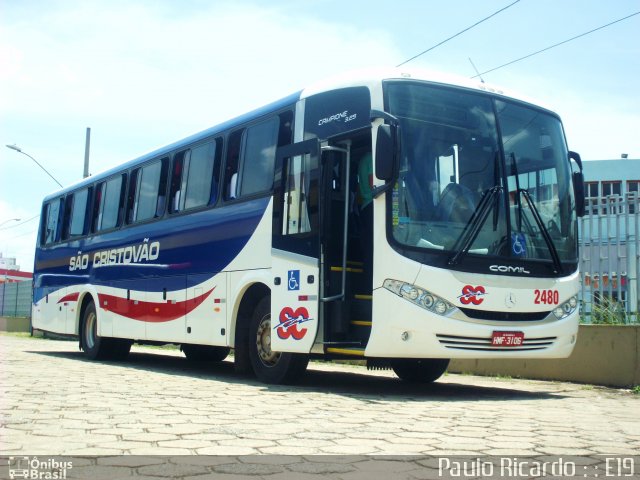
[{"x1": 32, "y1": 68, "x2": 585, "y2": 384}]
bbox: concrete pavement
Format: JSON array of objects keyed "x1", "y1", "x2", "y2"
[{"x1": 1, "y1": 333, "x2": 638, "y2": 458}]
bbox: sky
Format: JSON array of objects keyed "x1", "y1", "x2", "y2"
[{"x1": 1, "y1": 0, "x2": 639, "y2": 271}]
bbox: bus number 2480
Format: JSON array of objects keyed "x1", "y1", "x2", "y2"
[{"x1": 534, "y1": 289, "x2": 559, "y2": 305}]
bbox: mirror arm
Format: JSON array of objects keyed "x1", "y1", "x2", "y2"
[
  {"x1": 370, "y1": 109, "x2": 399, "y2": 126},
  {"x1": 371, "y1": 182, "x2": 394, "y2": 199},
  {"x1": 569, "y1": 150, "x2": 583, "y2": 171}
]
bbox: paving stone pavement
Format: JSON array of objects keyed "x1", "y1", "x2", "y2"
[{"x1": 1, "y1": 333, "x2": 639, "y2": 459}]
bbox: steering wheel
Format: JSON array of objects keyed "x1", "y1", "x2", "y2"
[{"x1": 435, "y1": 183, "x2": 477, "y2": 223}]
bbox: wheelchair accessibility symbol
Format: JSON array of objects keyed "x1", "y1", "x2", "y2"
[
  {"x1": 511, "y1": 232, "x2": 527, "y2": 257},
  {"x1": 287, "y1": 270, "x2": 300, "y2": 291}
]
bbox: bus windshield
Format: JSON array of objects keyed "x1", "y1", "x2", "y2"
[{"x1": 386, "y1": 82, "x2": 578, "y2": 270}]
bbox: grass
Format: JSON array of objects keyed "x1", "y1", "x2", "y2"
[{"x1": 633, "y1": 385, "x2": 640, "y2": 395}]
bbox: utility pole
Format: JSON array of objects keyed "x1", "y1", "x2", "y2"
[{"x1": 83, "y1": 127, "x2": 91, "y2": 178}]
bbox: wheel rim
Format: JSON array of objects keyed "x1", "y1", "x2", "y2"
[
  {"x1": 255, "y1": 313, "x2": 280, "y2": 367},
  {"x1": 84, "y1": 310, "x2": 96, "y2": 350}
]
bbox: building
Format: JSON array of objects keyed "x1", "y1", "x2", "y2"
[
  {"x1": 580, "y1": 158, "x2": 639, "y2": 323},
  {"x1": 0, "y1": 253, "x2": 31, "y2": 283},
  {"x1": 0, "y1": 268, "x2": 32, "y2": 284},
  {"x1": 0, "y1": 252, "x2": 20, "y2": 271}
]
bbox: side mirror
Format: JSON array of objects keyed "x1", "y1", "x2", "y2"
[
  {"x1": 569, "y1": 150, "x2": 583, "y2": 171},
  {"x1": 568, "y1": 151, "x2": 585, "y2": 217},
  {"x1": 375, "y1": 124, "x2": 397, "y2": 182},
  {"x1": 573, "y1": 171, "x2": 585, "y2": 217}
]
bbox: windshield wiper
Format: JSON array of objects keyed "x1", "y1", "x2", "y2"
[
  {"x1": 518, "y1": 189, "x2": 563, "y2": 274},
  {"x1": 448, "y1": 186, "x2": 502, "y2": 267}
]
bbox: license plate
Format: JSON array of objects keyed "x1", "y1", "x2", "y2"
[{"x1": 491, "y1": 331, "x2": 524, "y2": 347}]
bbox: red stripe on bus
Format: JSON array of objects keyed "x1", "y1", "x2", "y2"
[
  {"x1": 97, "y1": 287, "x2": 215, "y2": 323},
  {"x1": 57, "y1": 292, "x2": 80, "y2": 303}
]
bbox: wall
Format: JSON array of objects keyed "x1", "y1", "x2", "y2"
[
  {"x1": 0, "y1": 282, "x2": 31, "y2": 317},
  {"x1": 449, "y1": 325, "x2": 640, "y2": 388}
]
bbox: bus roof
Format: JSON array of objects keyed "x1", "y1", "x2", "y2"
[{"x1": 44, "y1": 68, "x2": 555, "y2": 201}]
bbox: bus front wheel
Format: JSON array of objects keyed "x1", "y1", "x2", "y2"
[
  {"x1": 248, "y1": 297, "x2": 308, "y2": 384},
  {"x1": 391, "y1": 358, "x2": 450, "y2": 383}
]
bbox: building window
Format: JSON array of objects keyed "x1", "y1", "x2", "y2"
[
  {"x1": 585, "y1": 181, "x2": 599, "y2": 213},
  {"x1": 628, "y1": 180, "x2": 639, "y2": 214},
  {"x1": 602, "y1": 181, "x2": 622, "y2": 214}
]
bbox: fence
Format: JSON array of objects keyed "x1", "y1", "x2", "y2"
[
  {"x1": 579, "y1": 193, "x2": 639, "y2": 324},
  {"x1": 0, "y1": 282, "x2": 32, "y2": 317}
]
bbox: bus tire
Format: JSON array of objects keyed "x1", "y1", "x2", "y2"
[
  {"x1": 80, "y1": 301, "x2": 110, "y2": 360},
  {"x1": 182, "y1": 344, "x2": 230, "y2": 362},
  {"x1": 391, "y1": 358, "x2": 450, "y2": 383},
  {"x1": 108, "y1": 338, "x2": 133, "y2": 361},
  {"x1": 248, "y1": 296, "x2": 308, "y2": 384}
]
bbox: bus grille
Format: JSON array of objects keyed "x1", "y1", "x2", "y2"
[
  {"x1": 436, "y1": 334, "x2": 556, "y2": 352},
  {"x1": 459, "y1": 308, "x2": 549, "y2": 322}
]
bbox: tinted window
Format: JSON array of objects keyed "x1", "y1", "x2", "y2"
[
  {"x1": 43, "y1": 198, "x2": 62, "y2": 245},
  {"x1": 97, "y1": 175, "x2": 125, "y2": 231},
  {"x1": 129, "y1": 159, "x2": 168, "y2": 223},
  {"x1": 69, "y1": 188, "x2": 89, "y2": 237},
  {"x1": 170, "y1": 139, "x2": 221, "y2": 213},
  {"x1": 239, "y1": 117, "x2": 279, "y2": 196}
]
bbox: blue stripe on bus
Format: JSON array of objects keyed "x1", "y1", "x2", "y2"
[{"x1": 33, "y1": 196, "x2": 270, "y2": 302}]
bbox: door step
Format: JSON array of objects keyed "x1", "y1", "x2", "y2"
[
  {"x1": 354, "y1": 294, "x2": 372, "y2": 301},
  {"x1": 350, "y1": 320, "x2": 372, "y2": 327},
  {"x1": 325, "y1": 346, "x2": 366, "y2": 357}
]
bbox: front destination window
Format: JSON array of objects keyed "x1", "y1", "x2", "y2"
[{"x1": 386, "y1": 82, "x2": 578, "y2": 276}]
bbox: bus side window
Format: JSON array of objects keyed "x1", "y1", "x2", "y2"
[
  {"x1": 68, "y1": 187, "x2": 90, "y2": 238},
  {"x1": 210, "y1": 137, "x2": 222, "y2": 204},
  {"x1": 41, "y1": 197, "x2": 63, "y2": 245},
  {"x1": 127, "y1": 158, "x2": 169, "y2": 223},
  {"x1": 61, "y1": 193, "x2": 74, "y2": 240},
  {"x1": 126, "y1": 169, "x2": 139, "y2": 224},
  {"x1": 92, "y1": 183, "x2": 104, "y2": 232},
  {"x1": 95, "y1": 174, "x2": 125, "y2": 231},
  {"x1": 169, "y1": 149, "x2": 189, "y2": 213},
  {"x1": 224, "y1": 130, "x2": 243, "y2": 201},
  {"x1": 238, "y1": 116, "x2": 279, "y2": 197}
]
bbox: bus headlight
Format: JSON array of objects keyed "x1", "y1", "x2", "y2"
[
  {"x1": 553, "y1": 296, "x2": 578, "y2": 319},
  {"x1": 383, "y1": 279, "x2": 456, "y2": 317}
]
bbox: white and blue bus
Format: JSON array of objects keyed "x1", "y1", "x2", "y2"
[{"x1": 32, "y1": 69, "x2": 585, "y2": 384}]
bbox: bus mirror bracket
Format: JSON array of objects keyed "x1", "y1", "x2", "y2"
[{"x1": 569, "y1": 151, "x2": 585, "y2": 217}]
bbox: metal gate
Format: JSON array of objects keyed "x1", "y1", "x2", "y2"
[{"x1": 579, "y1": 193, "x2": 639, "y2": 324}]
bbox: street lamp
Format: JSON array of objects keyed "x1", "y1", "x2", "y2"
[
  {"x1": 5, "y1": 144, "x2": 63, "y2": 188},
  {"x1": 0, "y1": 218, "x2": 21, "y2": 228}
]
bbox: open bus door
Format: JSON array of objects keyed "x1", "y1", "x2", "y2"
[{"x1": 271, "y1": 139, "x2": 321, "y2": 354}]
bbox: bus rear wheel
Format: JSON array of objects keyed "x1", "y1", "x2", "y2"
[
  {"x1": 182, "y1": 344, "x2": 230, "y2": 362},
  {"x1": 80, "y1": 301, "x2": 131, "y2": 361},
  {"x1": 248, "y1": 296, "x2": 308, "y2": 384},
  {"x1": 391, "y1": 358, "x2": 450, "y2": 383}
]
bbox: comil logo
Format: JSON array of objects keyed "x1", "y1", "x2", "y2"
[{"x1": 490, "y1": 265, "x2": 530, "y2": 274}]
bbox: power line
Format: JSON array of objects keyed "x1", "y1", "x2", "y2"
[
  {"x1": 0, "y1": 215, "x2": 40, "y2": 231},
  {"x1": 397, "y1": 0, "x2": 521, "y2": 67},
  {"x1": 7, "y1": 229, "x2": 37, "y2": 240},
  {"x1": 472, "y1": 10, "x2": 640, "y2": 78}
]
